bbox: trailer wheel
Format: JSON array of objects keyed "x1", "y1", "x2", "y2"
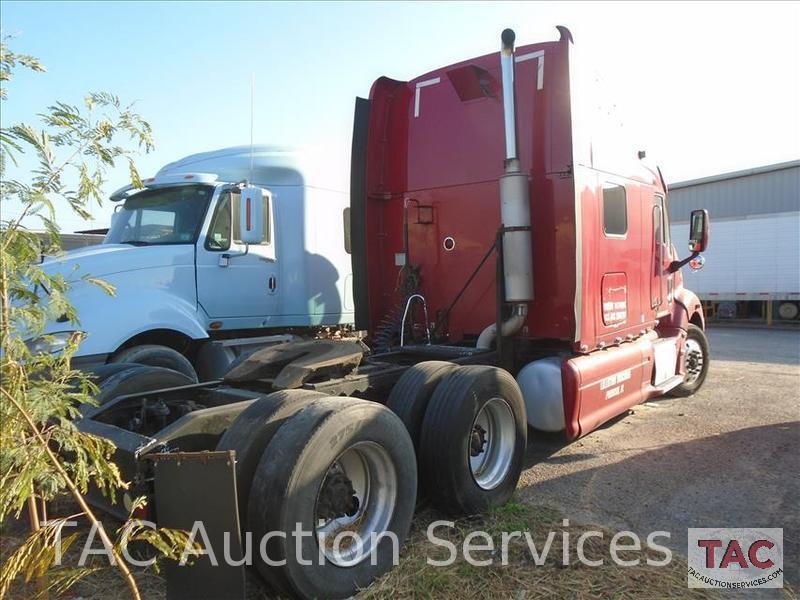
[
  {"x1": 387, "y1": 360, "x2": 457, "y2": 452},
  {"x1": 668, "y1": 324, "x2": 710, "y2": 397},
  {"x1": 111, "y1": 344, "x2": 198, "y2": 383},
  {"x1": 248, "y1": 397, "x2": 416, "y2": 599},
  {"x1": 215, "y1": 389, "x2": 325, "y2": 527},
  {"x1": 778, "y1": 301, "x2": 799, "y2": 320},
  {"x1": 95, "y1": 364, "x2": 194, "y2": 406},
  {"x1": 419, "y1": 365, "x2": 526, "y2": 516}
]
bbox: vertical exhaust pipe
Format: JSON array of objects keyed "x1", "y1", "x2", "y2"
[
  {"x1": 500, "y1": 28, "x2": 519, "y2": 162},
  {"x1": 478, "y1": 28, "x2": 534, "y2": 349}
]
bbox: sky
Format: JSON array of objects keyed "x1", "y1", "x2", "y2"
[{"x1": 2, "y1": 1, "x2": 799, "y2": 232}]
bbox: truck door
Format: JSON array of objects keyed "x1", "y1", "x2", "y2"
[
  {"x1": 650, "y1": 194, "x2": 671, "y2": 316},
  {"x1": 195, "y1": 187, "x2": 279, "y2": 326}
]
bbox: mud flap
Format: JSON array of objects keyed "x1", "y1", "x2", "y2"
[{"x1": 152, "y1": 451, "x2": 245, "y2": 600}]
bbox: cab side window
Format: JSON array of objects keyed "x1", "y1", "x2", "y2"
[
  {"x1": 602, "y1": 184, "x2": 627, "y2": 236},
  {"x1": 205, "y1": 192, "x2": 232, "y2": 251},
  {"x1": 655, "y1": 194, "x2": 670, "y2": 246}
]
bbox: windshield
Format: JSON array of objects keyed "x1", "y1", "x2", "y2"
[{"x1": 104, "y1": 184, "x2": 214, "y2": 246}]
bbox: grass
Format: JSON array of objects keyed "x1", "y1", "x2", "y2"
[
  {"x1": 3, "y1": 497, "x2": 793, "y2": 599},
  {"x1": 362, "y1": 500, "x2": 721, "y2": 600}
]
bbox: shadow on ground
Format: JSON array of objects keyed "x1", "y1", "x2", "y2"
[
  {"x1": 520, "y1": 421, "x2": 799, "y2": 586},
  {"x1": 707, "y1": 326, "x2": 800, "y2": 365}
]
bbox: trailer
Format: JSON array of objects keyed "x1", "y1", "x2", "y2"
[
  {"x1": 76, "y1": 27, "x2": 712, "y2": 599},
  {"x1": 668, "y1": 161, "x2": 800, "y2": 323}
]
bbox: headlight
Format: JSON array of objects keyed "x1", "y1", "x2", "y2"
[{"x1": 24, "y1": 331, "x2": 83, "y2": 355}]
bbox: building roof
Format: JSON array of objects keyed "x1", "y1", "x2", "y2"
[
  {"x1": 667, "y1": 160, "x2": 800, "y2": 222},
  {"x1": 669, "y1": 160, "x2": 800, "y2": 190}
]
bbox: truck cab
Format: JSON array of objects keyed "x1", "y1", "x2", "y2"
[
  {"x1": 39, "y1": 146, "x2": 354, "y2": 380},
  {"x1": 353, "y1": 27, "x2": 710, "y2": 439}
]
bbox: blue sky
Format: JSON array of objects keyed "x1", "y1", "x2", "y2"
[{"x1": 2, "y1": 1, "x2": 799, "y2": 231}]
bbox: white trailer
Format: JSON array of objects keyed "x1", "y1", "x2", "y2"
[{"x1": 669, "y1": 160, "x2": 800, "y2": 322}]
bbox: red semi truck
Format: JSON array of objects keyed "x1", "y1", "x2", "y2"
[{"x1": 77, "y1": 27, "x2": 710, "y2": 599}]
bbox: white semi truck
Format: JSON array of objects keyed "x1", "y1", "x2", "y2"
[{"x1": 35, "y1": 146, "x2": 354, "y2": 382}]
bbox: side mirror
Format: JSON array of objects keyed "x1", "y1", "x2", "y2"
[
  {"x1": 669, "y1": 209, "x2": 710, "y2": 273},
  {"x1": 109, "y1": 210, "x2": 124, "y2": 229},
  {"x1": 689, "y1": 254, "x2": 705, "y2": 271},
  {"x1": 688, "y1": 209, "x2": 709, "y2": 253},
  {"x1": 238, "y1": 187, "x2": 267, "y2": 245}
]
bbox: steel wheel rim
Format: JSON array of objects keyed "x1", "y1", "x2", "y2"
[
  {"x1": 684, "y1": 338, "x2": 705, "y2": 385},
  {"x1": 469, "y1": 397, "x2": 516, "y2": 490},
  {"x1": 315, "y1": 441, "x2": 397, "y2": 566}
]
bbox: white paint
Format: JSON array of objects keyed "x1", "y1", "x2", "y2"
[
  {"x1": 38, "y1": 147, "x2": 356, "y2": 363},
  {"x1": 671, "y1": 212, "x2": 800, "y2": 301},
  {"x1": 413, "y1": 77, "x2": 441, "y2": 118},
  {"x1": 652, "y1": 338, "x2": 679, "y2": 386},
  {"x1": 600, "y1": 368, "x2": 631, "y2": 391},
  {"x1": 515, "y1": 50, "x2": 545, "y2": 90},
  {"x1": 603, "y1": 300, "x2": 628, "y2": 324}
]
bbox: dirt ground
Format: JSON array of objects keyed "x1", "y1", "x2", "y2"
[{"x1": 518, "y1": 326, "x2": 800, "y2": 588}]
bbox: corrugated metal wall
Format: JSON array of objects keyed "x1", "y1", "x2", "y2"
[{"x1": 668, "y1": 161, "x2": 800, "y2": 223}]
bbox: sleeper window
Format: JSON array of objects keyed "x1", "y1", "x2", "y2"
[
  {"x1": 343, "y1": 207, "x2": 352, "y2": 254},
  {"x1": 602, "y1": 184, "x2": 627, "y2": 236}
]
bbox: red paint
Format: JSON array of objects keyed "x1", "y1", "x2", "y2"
[
  {"x1": 561, "y1": 332, "x2": 656, "y2": 439},
  {"x1": 361, "y1": 29, "x2": 706, "y2": 439},
  {"x1": 364, "y1": 39, "x2": 574, "y2": 342}
]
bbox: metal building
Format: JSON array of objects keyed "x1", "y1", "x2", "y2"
[{"x1": 668, "y1": 160, "x2": 800, "y2": 321}]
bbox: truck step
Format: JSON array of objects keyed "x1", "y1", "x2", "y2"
[{"x1": 652, "y1": 373, "x2": 684, "y2": 394}]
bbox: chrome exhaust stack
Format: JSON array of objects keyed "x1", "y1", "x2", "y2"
[
  {"x1": 478, "y1": 28, "x2": 534, "y2": 349},
  {"x1": 500, "y1": 28, "x2": 519, "y2": 163}
]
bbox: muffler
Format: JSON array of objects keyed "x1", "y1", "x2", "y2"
[{"x1": 478, "y1": 28, "x2": 534, "y2": 349}]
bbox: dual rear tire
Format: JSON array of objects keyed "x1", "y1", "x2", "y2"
[
  {"x1": 219, "y1": 393, "x2": 417, "y2": 599},
  {"x1": 389, "y1": 363, "x2": 527, "y2": 515},
  {"x1": 216, "y1": 362, "x2": 526, "y2": 598}
]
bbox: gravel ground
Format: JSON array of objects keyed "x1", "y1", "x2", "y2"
[{"x1": 518, "y1": 326, "x2": 800, "y2": 589}]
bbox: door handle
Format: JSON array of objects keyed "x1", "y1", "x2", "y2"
[{"x1": 268, "y1": 275, "x2": 277, "y2": 293}]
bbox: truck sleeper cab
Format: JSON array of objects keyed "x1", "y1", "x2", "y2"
[
  {"x1": 354, "y1": 25, "x2": 709, "y2": 439},
  {"x1": 38, "y1": 147, "x2": 354, "y2": 381},
  {"x1": 75, "y1": 27, "x2": 711, "y2": 600}
]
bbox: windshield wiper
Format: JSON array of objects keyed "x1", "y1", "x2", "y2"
[{"x1": 121, "y1": 240, "x2": 152, "y2": 246}]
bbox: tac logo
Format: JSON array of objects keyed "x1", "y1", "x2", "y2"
[{"x1": 687, "y1": 528, "x2": 783, "y2": 589}]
